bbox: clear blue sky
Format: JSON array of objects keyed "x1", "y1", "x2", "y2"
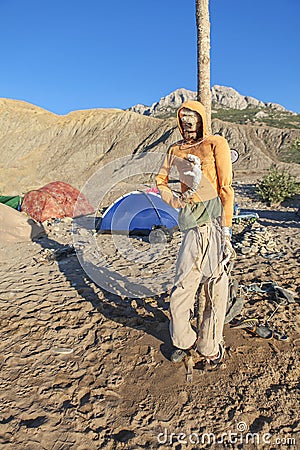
[{"x1": 0, "y1": 0, "x2": 299, "y2": 114}]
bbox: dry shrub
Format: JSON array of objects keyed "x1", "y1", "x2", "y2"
[{"x1": 256, "y1": 167, "x2": 298, "y2": 206}]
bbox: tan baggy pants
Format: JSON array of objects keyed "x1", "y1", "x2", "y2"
[{"x1": 169, "y1": 222, "x2": 228, "y2": 357}]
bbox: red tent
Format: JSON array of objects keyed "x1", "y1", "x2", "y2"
[{"x1": 22, "y1": 181, "x2": 94, "y2": 222}]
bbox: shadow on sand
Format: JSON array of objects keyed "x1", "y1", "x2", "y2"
[
  {"x1": 252, "y1": 209, "x2": 300, "y2": 229},
  {"x1": 36, "y1": 233, "x2": 173, "y2": 359}
]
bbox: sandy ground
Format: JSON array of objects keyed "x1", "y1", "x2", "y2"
[{"x1": 0, "y1": 182, "x2": 299, "y2": 450}]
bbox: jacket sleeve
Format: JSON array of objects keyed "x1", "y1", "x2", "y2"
[
  {"x1": 213, "y1": 137, "x2": 234, "y2": 227},
  {"x1": 155, "y1": 148, "x2": 185, "y2": 209}
]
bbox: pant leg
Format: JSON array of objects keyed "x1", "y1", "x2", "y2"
[
  {"x1": 169, "y1": 222, "x2": 227, "y2": 352},
  {"x1": 169, "y1": 226, "x2": 210, "y2": 350},
  {"x1": 197, "y1": 269, "x2": 228, "y2": 357},
  {"x1": 169, "y1": 265, "x2": 202, "y2": 349}
]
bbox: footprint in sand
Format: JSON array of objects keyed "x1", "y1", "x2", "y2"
[
  {"x1": 106, "y1": 374, "x2": 124, "y2": 388},
  {"x1": 131, "y1": 394, "x2": 156, "y2": 428},
  {"x1": 155, "y1": 390, "x2": 189, "y2": 422},
  {"x1": 131, "y1": 409, "x2": 154, "y2": 428}
]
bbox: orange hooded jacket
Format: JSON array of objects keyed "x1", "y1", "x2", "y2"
[{"x1": 155, "y1": 100, "x2": 234, "y2": 227}]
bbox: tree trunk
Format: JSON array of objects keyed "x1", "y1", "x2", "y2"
[{"x1": 196, "y1": 0, "x2": 211, "y2": 134}]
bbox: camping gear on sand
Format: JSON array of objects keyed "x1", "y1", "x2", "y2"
[
  {"x1": 231, "y1": 318, "x2": 288, "y2": 341},
  {"x1": 224, "y1": 271, "x2": 244, "y2": 324},
  {"x1": 22, "y1": 181, "x2": 94, "y2": 222},
  {"x1": 0, "y1": 195, "x2": 22, "y2": 210},
  {"x1": 97, "y1": 191, "x2": 179, "y2": 236},
  {"x1": 228, "y1": 281, "x2": 295, "y2": 342},
  {"x1": 240, "y1": 281, "x2": 297, "y2": 304},
  {"x1": 0, "y1": 203, "x2": 45, "y2": 244}
]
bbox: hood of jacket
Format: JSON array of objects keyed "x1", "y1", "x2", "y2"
[{"x1": 177, "y1": 100, "x2": 208, "y2": 138}]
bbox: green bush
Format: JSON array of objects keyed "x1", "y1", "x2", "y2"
[
  {"x1": 278, "y1": 138, "x2": 300, "y2": 164},
  {"x1": 256, "y1": 167, "x2": 298, "y2": 205}
]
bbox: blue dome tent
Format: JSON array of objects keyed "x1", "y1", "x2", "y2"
[{"x1": 97, "y1": 191, "x2": 179, "y2": 235}]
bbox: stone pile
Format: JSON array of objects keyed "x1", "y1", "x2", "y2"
[{"x1": 234, "y1": 225, "x2": 280, "y2": 257}]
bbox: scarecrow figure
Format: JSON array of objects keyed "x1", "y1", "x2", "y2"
[{"x1": 156, "y1": 101, "x2": 234, "y2": 366}]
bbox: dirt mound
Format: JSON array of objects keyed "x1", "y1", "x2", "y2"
[{"x1": 0, "y1": 99, "x2": 178, "y2": 194}]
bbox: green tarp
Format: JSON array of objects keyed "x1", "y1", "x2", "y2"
[{"x1": 0, "y1": 196, "x2": 22, "y2": 210}]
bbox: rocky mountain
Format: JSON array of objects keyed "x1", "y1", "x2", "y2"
[
  {"x1": 0, "y1": 95, "x2": 299, "y2": 195},
  {"x1": 128, "y1": 85, "x2": 295, "y2": 118},
  {"x1": 212, "y1": 85, "x2": 290, "y2": 111}
]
